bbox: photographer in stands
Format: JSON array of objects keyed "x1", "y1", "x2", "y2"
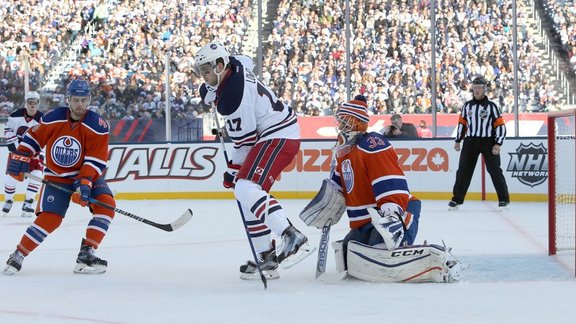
[{"x1": 384, "y1": 114, "x2": 419, "y2": 138}]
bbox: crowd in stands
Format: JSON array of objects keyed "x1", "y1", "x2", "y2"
[
  {"x1": 0, "y1": 0, "x2": 86, "y2": 115},
  {"x1": 1, "y1": 0, "x2": 253, "y2": 121},
  {"x1": 0, "y1": 0, "x2": 568, "y2": 122},
  {"x1": 543, "y1": 0, "x2": 576, "y2": 72},
  {"x1": 264, "y1": 0, "x2": 563, "y2": 116}
]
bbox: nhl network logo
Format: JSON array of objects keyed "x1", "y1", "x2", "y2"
[{"x1": 506, "y1": 142, "x2": 548, "y2": 187}]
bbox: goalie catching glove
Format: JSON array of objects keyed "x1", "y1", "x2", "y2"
[
  {"x1": 372, "y1": 203, "x2": 406, "y2": 250},
  {"x1": 299, "y1": 179, "x2": 346, "y2": 229}
]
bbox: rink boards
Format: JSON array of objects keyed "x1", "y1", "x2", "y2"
[{"x1": 0, "y1": 138, "x2": 552, "y2": 201}]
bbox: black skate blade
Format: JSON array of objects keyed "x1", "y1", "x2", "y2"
[
  {"x1": 73, "y1": 263, "x2": 107, "y2": 275},
  {"x1": 239, "y1": 269, "x2": 279, "y2": 280}
]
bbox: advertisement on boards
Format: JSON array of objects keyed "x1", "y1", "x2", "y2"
[{"x1": 0, "y1": 138, "x2": 548, "y2": 201}]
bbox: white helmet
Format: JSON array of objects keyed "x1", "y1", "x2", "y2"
[
  {"x1": 194, "y1": 41, "x2": 230, "y2": 73},
  {"x1": 25, "y1": 91, "x2": 40, "y2": 102}
]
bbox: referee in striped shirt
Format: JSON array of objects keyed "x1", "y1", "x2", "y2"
[{"x1": 449, "y1": 76, "x2": 510, "y2": 209}]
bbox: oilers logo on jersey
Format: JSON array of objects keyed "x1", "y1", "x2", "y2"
[
  {"x1": 341, "y1": 159, "x2": 354, "y2": 194},
  {"x1": 52, "y1": 136, "x2": 81, "y2": 167}
]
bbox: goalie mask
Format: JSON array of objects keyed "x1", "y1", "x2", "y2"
[{"x1": 335, "y1": 99, "x2": 369, "y2": 146}]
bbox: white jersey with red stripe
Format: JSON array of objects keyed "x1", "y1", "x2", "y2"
[
  {"x1": 201, "y1": 55, "x2": 300, "y2": 165},
  {"x1": 4, "y1": 108, "x2": 43, "y2": 151}
]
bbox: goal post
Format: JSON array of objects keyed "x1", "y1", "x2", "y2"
[{"x1": 547, "y1": 109, "x2": 575, "y2": 263}]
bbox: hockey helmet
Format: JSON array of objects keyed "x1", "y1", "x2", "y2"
[
  {"x1": 25, "y1": 91, "x2": 40, "y2": 102},
  {"x1": 336, "y1": 99, "x2": 370, "y2": 134},
  {"x1": 194, "y1": 41, "x2": 230, "y2": 73},
  {"x1": 67, "y1": 79, "x2": 91, "y2": 97}
]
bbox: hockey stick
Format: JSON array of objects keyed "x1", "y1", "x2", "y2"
[
  {"x1": 315, "y1": 219, "x2": 332, "y2": 278},
  {"x1": 212, "y1": 108, "x2": 268, "y2": 289},
  {"x1": 315, "y1": 147, "x2": 338, "y2": 279},
  {"x1": 24, "y1": 173, "x2": 192, "y2": 232}
]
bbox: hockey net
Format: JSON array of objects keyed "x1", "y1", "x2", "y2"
[{"x1": 547, "y1": 109, "x2": 575, "y2": 264}]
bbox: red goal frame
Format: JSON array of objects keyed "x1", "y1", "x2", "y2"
[{"x1": 547, "y1": 109, "x2": 576, "y2": 261}]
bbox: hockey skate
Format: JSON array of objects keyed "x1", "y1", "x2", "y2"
[
  {"x1": 21, "y1": 199, "x2": 35, "y2": 218},
  {"x1": 73, "y1": 240, "x2": 107, "y2": 274},
  {"x1": 448, "y1": 200, "x2": 461, "y2": 211},
  {"x1": 277, "y1": 225, "x2": 316, "y2": 269},
  {"x1": 440, "y1": 244, "x2": 468, "y2": 283},
  {"x1": 2, "y1": 199, "x2": 13, "y2": 217},
  {"x1": 498, "y1": 201, "x2": 510, "y2": 212},
  {"x1": 3, "y1": 250, "x2": 24, "y2": 275},
  {"x1": 240, "y1": 241, "x2": 280, "y2": 280}
]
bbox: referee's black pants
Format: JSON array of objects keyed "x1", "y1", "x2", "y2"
[{"x1": 451, "y1": 137, "x2": 510, "y2": 204}]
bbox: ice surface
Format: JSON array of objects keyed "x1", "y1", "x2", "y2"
[{"x1": 1, "y1": 200, "x2": 574, "y2": 324}]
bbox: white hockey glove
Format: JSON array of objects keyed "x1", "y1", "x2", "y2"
[
  {"x1": 299, "y1": 179, "x2": 346, "y2": 229},
  {"x1": 372, "y1": 203, "x2": 405, "y2": 250},
  {"x1": 199, "y1": 83, "x2": 217, "y2": 105}
]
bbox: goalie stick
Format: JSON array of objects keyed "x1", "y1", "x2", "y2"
[
  {"x1": 315, "y1": 219, "x2": 332, "y2": 278},
  {"x1": 24, "y1": 173, "x2": 192, "y2": 232},
  {"x1": 212, "y1": 108, "x2": 268, "y2": 289},
  {"x1": 315, "y1": 147, "x2": 338, "y2": 279}
]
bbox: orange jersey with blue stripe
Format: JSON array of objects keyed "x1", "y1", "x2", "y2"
[
  {"x1": 331, "y1": 132, "x2": 410, "y2": 229},
  {"x1": 18, "y1": 107, "x2": 109, "y2": 183}
]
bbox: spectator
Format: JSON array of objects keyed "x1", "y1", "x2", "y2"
[
  {"x1": 384, "y1": 114, "x2": 419, "y2": 138},
  {"x1": 417, "y1": 120, "x2": 433, "y2": 138}
]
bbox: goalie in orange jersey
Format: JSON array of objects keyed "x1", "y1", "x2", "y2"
[
  {"x1": 3, "y1": 79, "x2": 116, "y2": 275},
  {"x1": 300, "y1": 95, "x2": 464, "y2": 283}
]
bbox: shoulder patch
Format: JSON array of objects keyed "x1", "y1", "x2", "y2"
[
  {"x1": 9, "y1": 108, "x2": 27, "y2": 118},
  {"x1": 42, "y1": 107, "x2": 69, "y2": 123},
  {"x1": 83, "y1": 110, "x2": 109, "y2": 134},
  {"x1": 357, "y1": 132, "x2": 392, "y2": 153}
]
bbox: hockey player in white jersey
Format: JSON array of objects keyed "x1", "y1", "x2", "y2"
[
  {"x1": 194, "y1": 41, "x2": 314, "y2": 280},
  {"x1": 2, "y1": 91, "x2": 44, "y2": 217}
]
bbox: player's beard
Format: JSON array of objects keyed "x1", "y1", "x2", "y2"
[{"x1": 70, "y1": 106, "x2": 88, "y2": 121}]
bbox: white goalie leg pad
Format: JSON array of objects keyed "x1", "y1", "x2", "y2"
[
  {"x1": 332, "y1": 240, "x2": 346, "y2": 273},
  {"x1": 299, "y1": 179, "x2": 346, "y2": 229},
  {"x1": 346, "y1": 241, "x2": 462, "y2": 283}
]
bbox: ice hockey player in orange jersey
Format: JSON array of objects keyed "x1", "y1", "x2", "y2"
[
  {"x1": 329, "y1": 96, "x2": 418, "y2": 250},
  {"x1": 3, "y1": 79, "x2": 116, "y2": 275},
  {"x1": 300, "y1": 95, "x2": 464, "y2": 283}
]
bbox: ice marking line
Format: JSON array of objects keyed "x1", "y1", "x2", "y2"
[
  {"x1": 485, "y1": 201, "x2": 575, "y2": 274},
  {"x1": 0, "y1": 308, "x2": 125, "y2": 323}
]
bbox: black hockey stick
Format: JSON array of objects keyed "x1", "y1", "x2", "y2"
[
  {"x1": 315, "y1": 219, "x2": 332, "y2": 278},
  {"x1": 25, "y1": 173, "x2": 192, "y2": 232},
  {"x1": 212, "y1": 108, "x2": 268, "y2": 289}
]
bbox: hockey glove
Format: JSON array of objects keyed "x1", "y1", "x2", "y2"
[
  {"x1": 71, "y1": 178, "x2": 93, "y2": 207},
  {"x1": 30, "y1": 155, "x2": 44, "y2": 172},
  {"x1": 372, "y1": 203, "x2": 405, "y2": 250},
  {"x1": 223, "y1": 161, "x2": 241, "y2": 189},
  {"x1": 7, "y1": 151, "x2": 31, "y2": 181}
]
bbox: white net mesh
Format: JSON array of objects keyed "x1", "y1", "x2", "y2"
[{"x1": 552, "y1": 114, "x2": 575, "y2": 252}]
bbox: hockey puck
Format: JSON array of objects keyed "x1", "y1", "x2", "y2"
[{"x1": 211, "y1": 128, "x2": 218, "y2": 135}]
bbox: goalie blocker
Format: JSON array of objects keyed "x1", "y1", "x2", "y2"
[
  {"x1": 333, "y1": 240, "x2": 464, "y2": 283},
  {"x1": 299, "y1": 178, "x2": 346, "y2": 228}
]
